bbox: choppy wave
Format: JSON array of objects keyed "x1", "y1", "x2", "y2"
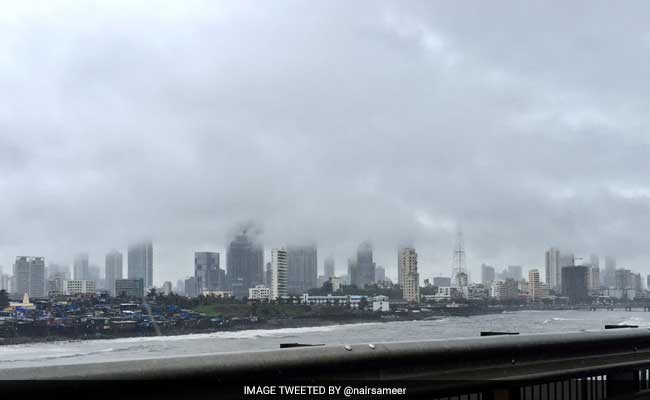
[
  {"x1": 618, "y1": 317, "x2": 646, "y2": 326},
  {"x1": 0, "y1": 347, "x2": 115, "y2": 364}
]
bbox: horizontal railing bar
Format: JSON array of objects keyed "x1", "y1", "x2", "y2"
[{"x1": 1, "y1": 329, "x2": 650, "y2": 381}]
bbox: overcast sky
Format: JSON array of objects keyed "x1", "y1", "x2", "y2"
[{"x1": 2, "y1": 0, "x2": 650, "y2": 285}]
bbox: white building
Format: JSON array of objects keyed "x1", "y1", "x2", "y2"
[
  {"x1": 372, "y1": 295, "x2": 390, "y2": 312},
  {"x1": 398, "y1": 247, "x2": 419, "y2": 303},
  {"x1": 271, "y1": 248, "x2": 288, "y2": 300},
  {"x1": 249, "y1": 285, "x2": 271, "y2": 301},
  {"x1": 434, "y1": 286, "x2": 463, "y2": 299},
  {"x1": 301, "y1": 294, "x2": 367, "y2": 308},
  {"x1": 63, "y1": 280, "x2": 97, "y2": 295}
]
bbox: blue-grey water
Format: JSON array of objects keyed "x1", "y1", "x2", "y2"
[{"x1": 0, "y1": 310, "x2": 646, "y2": 369}]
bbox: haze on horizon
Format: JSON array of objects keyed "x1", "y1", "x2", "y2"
[{"x1": 1, "y1": 0, "x2": 650, "y2": 284}]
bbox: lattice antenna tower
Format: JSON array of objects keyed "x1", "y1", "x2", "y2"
[{"x1": 451, "y1": 226, "x2": 468, "y2": 285}]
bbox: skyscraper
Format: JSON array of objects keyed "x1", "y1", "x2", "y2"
[
  {"x1": 507, "y1": 265, "x2": 523, "y2": 281},
  {"x1": 545, "y1": 248, "x2": 561, "y2": 291},
  {"x1": 128, "y1": 241, "x2": 153, "y2": 288},
  {"x1": 287, "y1": 245, "x2": 318, "y2": 295},
  {"x1": 265, "y1": 262, "x2": 272, "y2": 287},
  {"x1": 73, "y1": 253, "x2": 89, "y2": 281},
  {"x1": 561, "y1": 266, "x2": 589, "y2": 303},
  {"x1": 355, "y1": 241, "x2": 375, "y2": 288},
  {"x1": 194, "y1": 252, "x2": 224, "y2": 292},
  {"x1": 604, "y1": 256, "x2": 616, "y2": 288},
  {"x1": 375, "y1": 266, "x2": 386, "y2": 282},
  {"x1": 324, "y1": 256, "x2": 335, "y2": 279},
  {"x1": 398, "y1": 248, "x2": 419, "y2": 302},
  {"x1": 105, "y1": 250, "x2": 123, "y2": 296},
  {"x1": 226, "y1": 232, "x2": 263, "y2": 292},
  {"x1": 528, "y1": 269, "x2": 542, "y2": 301},
  {"x1": 481, "y1": 264, "x2": 495, "y2": 284},
  {"x1": 271, "y1": 248, "x2": 288, "y2": 299},
  {"x1": 13, "y1": 256, "x2": 45, "y2": 298}
]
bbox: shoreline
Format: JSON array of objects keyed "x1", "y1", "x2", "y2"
[{"x1": 0, "y1": 315, "x2": 423, "y2": 346}]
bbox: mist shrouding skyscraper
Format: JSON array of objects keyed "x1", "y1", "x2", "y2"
[
  {"x1": 324, "y1": 256, "x2": 335, "y2": 279},
  {"x1": 375, "y1": 266, "x2": 386, "y2": 282},
  {"x1": 545, "y1": 248, "x2": 561, "y2": 291},
  {"x1": 507, "y1": 265, "x2": 523, "y2": 281},
  {"x1": 355, "y1": 241, "x2": 375, "y2": 288},
  {"x1": 226, "y1": 231, "x2": 263, "y2": 292},
  {"x1": 128, "y1": 241, "x2": 153, "y2": 288},
  {"x1": 194, "y1": 252, "x2": 224, "y2": 292},
  {"x1": 604, "y1": 256, "x2": 616, "y2": 288},
  {"x1": 73, "y1": 253, "x2": 89, "y2": 281},
  {"x1": 398, "y1": 248, "x2": 419, "y2": 302},
  {"x1": 287, "y1": 245, "x2": 318, "y2": 295},
  {"x1": 105, "y1": 250, "x2": 123, "y2": 296},
  {"x1": 481, "y1": 264, "x2": 495, "y2": 284},
  {"x1": 14, "y1": 256, "x2": 45, "y2": 298}
]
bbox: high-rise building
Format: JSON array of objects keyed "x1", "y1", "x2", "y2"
[
  {"x1": 105, "y1": 250, "x2": 123, "y2": 296},
  {"x1": 175, "y1": 279, "x2": 185, "y2": 295},
  {"x1": 528, "y1": 269, "x2": 542, "y2": 301},
  {"x1": 354, "y1": 241, "x2": 375, "y2": 288},
  {"x1": 589, "y1": 267, "x2": 600, "y2": 291},
  {"x1": 324, "y1": 256, "x2": 335, "y2": 279},
  {"x1": 271, "y1": 248, "x2": 288, "y2": 299},
  {"x1": 194, "y1": 252, "x2": 224, "y2": 292},
  {"x1": 128, "y1": 241, "x2": 153, "y2": 288},
  {"x1": 545, "y1": 248, "x2": 561, "y2": 291},
  {"x1": 561, "y1": 266, "x2": 589, "y2": 303},
  {"x1": 604, "y1": 256, "x2": 616, "y2": 288},
  {"x1": 48, "y1": 263, "x2": 71, "y2": 280},
  {"x1": 226, "y1": 232, "x2": 263, "y2": 292},
  {"x1": 73, "y1": 253, "x2": 89, "y2": 281},
  {"x1": 13, "y1": 256, "x2": 46, "y2": 298},
  {"x1": 265, "y1": 262, "x2": 272, "y2": 287},
  {"x1": 398, "y1": 248, "x2": 419, "y2": 302},
  {"x1": 481, "y1": 264, "x2": 495, "y2": 284},
  {"x1": 507, "y1": 265, "x2": 523, "y2": 281},
  {"x1": 184, "y1": 276, "x2": 199, "y2": 298},
  {"x1": 490, "y1": 279, "x2": 518, "y2": 300},
  {"x1": 433, "y1": 277, "x2": 451, "y2": 287},
  {"x1": 162, "y1": 281, "x2": 172, "y2": 295},
  {"x1": 287, "y1": 245, "x2": 317, "y2": 295},
  {"x1": 348, "y1": 259, "x2": 358, "y2": 287},
  {"x1": 375, "y1": 266, "x2": 386, "y2": 282},
  {"x1": 88, "y1": 264, "x2": 101, "y2": 283}
]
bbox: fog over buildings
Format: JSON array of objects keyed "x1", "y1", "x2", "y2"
[{"x1": 2, "y1": 1, "x2": 650, "y2": 285}]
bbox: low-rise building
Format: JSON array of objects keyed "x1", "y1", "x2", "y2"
[
  {"x1": 63, "y1": 280, "x2": 97, "y2": 295},
  {"x1": 301, "y1": 294, "x2": 368, "y2": 309},
  {"x1": 248, "y1": 285, "x2": 271, "y2": 301},
  {"x1": 372, "y1": 295, "x2": 390, "y2": 312},
  {"x1": 115, "y1": 279, "x2": 144, "y2": 299}
]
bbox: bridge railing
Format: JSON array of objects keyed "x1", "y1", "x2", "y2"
[{"x1": 2, "y1": 328, "x2": 650, "y2": 399}]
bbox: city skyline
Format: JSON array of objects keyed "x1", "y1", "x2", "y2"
[{"x1": 0, "y1": 235, "x2": 639, "y2": 289}]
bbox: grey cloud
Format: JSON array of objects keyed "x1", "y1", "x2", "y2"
[{"x1": 1, "y1": 0, "x2": 649, "y2": 283}]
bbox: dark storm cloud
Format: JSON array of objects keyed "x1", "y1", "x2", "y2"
[{"x1": 1, "y1": 0, "x2": 650, "y2": 283}]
